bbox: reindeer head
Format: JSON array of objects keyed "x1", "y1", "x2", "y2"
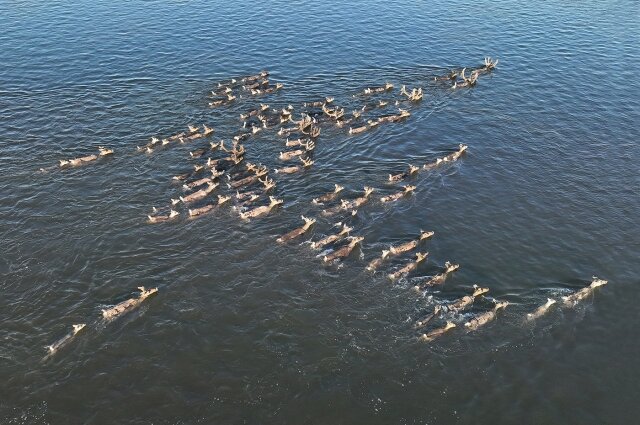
[
  {"x1": 420, "y1": 230, "x2": 435, "y2": 240},
  {"x1": 415, "y1": 252, "x2": 429, "y2": 263},
  {"x1": 484, "y1": 57, "x2": 499, "y2": 69},
  {"x1": 340, "y1": 224, "x2": 353, "y2": 235},
  {"x1": 444, "y1": 262, "x2": 460, "y2": 273},
  {"x1": 139, "y1": 286, "x2": 159, "y2": 299},
  {"x1": 472, "y1": 285, "x2": 490, "y2": 297},
  {"x1": 254, "y1": 166, "x2": 268, "y2": 177},
  {"x1": 98, "y1": 146, "x2": 114, "y2": 156},
  {"x1": 268, "y1": 196, "x2": 283, "y2": 207},
  {"x1": 350, "y1": 236, "x2": 364, "y2": 245},
  {"x1": 494, "y1": 300, "x2": 509, "y2": 310},
  {"x1": 590, "y1": 277, "x2": 608, "y2": 288},
  {"x1": 302, "y1": 215, "x2": 317, "y2": 227},
  {"x1": 363, "y1": 186, "x2": 374, "y2": 197},
  {"x1": 334, "y1": 184, "x2": 344, "y2": 193}
]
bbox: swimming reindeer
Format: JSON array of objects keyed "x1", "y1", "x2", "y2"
[
  {"x1": 446, "y1": 285, "x2": 490, "y2": 313},
  {"x1": 274, "y1": 157, "x2": 314, "y2": 174},
  {"x1": 452, "y1": 68, "x2": 479, "y2": 89},
  {"x1": 418, "y1": 321, "x2": 456, "y2": 342},
  {"x1": 423, "y1": 144, "x2": 467, "y2": 170},
  {"x1": 239, "y1": 196, "x2": 283, "y2": 220},
  {"x1": 443, "y1": 144, "x2": 468, "y2": 162},
  {"x1": 241, "y1": 70, "x2": 269, "y2": 83},
  {"x1": 434, "y1": 69, "x2": 459, "y2": 82},
  {"x1": 380, "y1": 185, "x2": 416, "y2": 203},
  {"x1": 525, "y1": 298, "x2": 557, "y2": 322},
  {"x1": 479, "y1": 57, "x2": 499, "y2": 72},
  {"x1": 348, "y1": 124, "x2": 369, "y2": 135},
  {"x1": 43, "y1": 323, "x2": 86, "y2": 360},
  {"x1": 464, "y1": 300, "x2": 509, "y2": 331},
  {"x1": 340, "y1": 186, "x2": 374, "y2": 211},
  {"x1": 277, "y1": 216, "x2": 316, "y2": 243},
  {"x1": 313, "y1": 184, "x2": 345, "y2": 205},
  {"x1": 561, "y1": 277, "x2": 608, "y2": 308},
  {"x1": 305, "y1": 96, "x2": 335, "y2": 108},
  {"x1": 188, "y1": 195, "x2": 231, "y2": 218},
  {"x1": 323, "y1": 236, "x2": 364, "y2": 263},
  {"x1": 322, "y1": 103, "x2": 345, "y2": 120},
  {"x1": 310, "y1": 224, "x2": 353, "y2": 250},
  {"x1": 179, "y1": 182, "x2": 218, "y2": 204},
  {"x1": 258, "y1": 176, "x2": 276, "y2": 191},
  {"x1": 365, "y1": 248, "x2": 392, "y2": 272},
  {"x1": 102, "y1": 287, "x2": 158, "y2": 322},
  {"x1": 285, "y1": 137, "x2": 308, "y2": 147},
  {"x1": 279, "y1": 140, "x2": 315, "y2": 161},
  {"x1": 227, "y1": 167, "x2": 268, "y2": 189},
  {"x1": 183, "y1": 176, "x2": 215, "y2": 191},
  {"x1": 147, "y1": 209, "x2": 179, "y2": 223},
  {"x1": 59, "y1": 147, "x2": 113, "y2": 167},
  {"x1": 399, "y1": 85, "x2": 423, "y2": 101},
  {"x1": 414, "y1": 305, "x2": 443, "y2": 329},
  {"x1": 388, "y1": 252, "x2": 429, "y2": 281},
  {"x1": 377, "y1": 109, "x2": 411, "y2": 124},
  {"x1": 358, "y1": 82, "x2": 394, "y2": 96},
  {"x1": 413, "y1": 261, "x2": 460, "y2": 290},
  {"x1": 388, "y1": 165, "x2": 420, "y2": 183},
  {"x1": 388, "y1": 230, "x2": 434, "y2": 256},
  {"x1": 240, "y1": 104, "x2": 270, "y2": 120}
]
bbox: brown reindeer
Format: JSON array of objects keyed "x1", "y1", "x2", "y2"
[{"x1": 277, "y1": 216, "x2": 316, "y2": 243}]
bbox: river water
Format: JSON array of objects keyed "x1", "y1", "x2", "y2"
[{"x1": 1, "y1": 0, "x2": 639, "y2": 424}]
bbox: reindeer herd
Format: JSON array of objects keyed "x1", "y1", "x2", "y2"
[{"x1": 40, "y1": 58, "x2": 608, "y2": 359}]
